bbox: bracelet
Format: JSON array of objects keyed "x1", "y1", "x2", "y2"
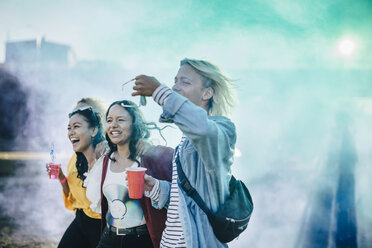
[{"x1": 60, "y1": 177, "x2": 67, "y2": 184}]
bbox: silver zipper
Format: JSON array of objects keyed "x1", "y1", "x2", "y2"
[{"x1": 225, "y1": 214, "x2": 251, "y2": 223}]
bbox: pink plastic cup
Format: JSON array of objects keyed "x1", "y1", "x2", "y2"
[
  {"x1": 126, "y1": 167, "x2": 147, "y2": 199},
  {"x1": 48, "y1": 162, "x2": 60, "y2": 180}
]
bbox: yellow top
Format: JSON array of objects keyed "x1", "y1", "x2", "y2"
[{"x1": 63, "y1": 154, "x2": 101, "y2": 219}]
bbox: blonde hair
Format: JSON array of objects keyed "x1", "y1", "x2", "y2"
[
  {"x1": 75, "y1": 97, "x2": 106, "y2": 116},
  {"x1": 180, "y1": 58, "x2": 237, "y2": 117}
]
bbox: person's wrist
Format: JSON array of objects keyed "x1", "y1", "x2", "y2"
[
  {"x1": 148, "y1": 178, "x2": 156, "y2": 189},
  {"x1": 151, "y1": 84, "x2": 163, "y2": 97},
  {"x1": 152, "y1": 85, "x2": 172, "y2": 106},
  {"x1": 153, "y1": 82, "x2": 161, "y2": 93},
  {"x1": 60, "y1": 177, "x2": 67, "y2": 184},
  {"x1": 144, "y1": 176, "x2": 155, "y2": 191},
  {"x1": 144, "y1": 178, "x2": 159, "y2": 199}
]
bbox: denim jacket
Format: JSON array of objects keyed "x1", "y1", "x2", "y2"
[{"x1": 152, "y1": 92, "x2": 236, "y2": 248}]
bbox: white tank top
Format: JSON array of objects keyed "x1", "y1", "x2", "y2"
[{"x1": 103, "y1": 160, "x2": 146, "y2": 228}]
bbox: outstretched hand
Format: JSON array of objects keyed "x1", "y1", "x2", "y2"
[{"x1": 132, "y1": 75, "x2": 161, "y2": 97}]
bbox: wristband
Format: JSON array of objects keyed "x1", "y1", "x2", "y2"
[{"x1": 60, "y1": 177, "x2": 67, "y2": 184}]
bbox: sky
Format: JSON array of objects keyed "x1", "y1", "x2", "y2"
[
  {"x1": 1, "y1": 0, "x2": 372, "y2": 247},
  {"x1": 1, "y1": 0, "x2": 372, "y2": 71}
]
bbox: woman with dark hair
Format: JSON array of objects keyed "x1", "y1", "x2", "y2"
[
  {"x1": 48, "y1": 98, "x2": 106, "y2": 248},
  {"x1": 84, "y1": 100, "x2": 173, "y2": 248}
]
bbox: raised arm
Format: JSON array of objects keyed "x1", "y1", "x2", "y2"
[{"x1": 161, "y1": 92, "x2": 236, "y2": 172}]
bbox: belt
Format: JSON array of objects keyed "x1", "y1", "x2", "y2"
[{"x1": 107, "y1": 224, "x2": 148, "y2": 236}]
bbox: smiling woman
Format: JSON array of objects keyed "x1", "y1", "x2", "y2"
[
  {"x1": 48, "y1": 99, "x2": 106, "y2": 248},
  {"x1": 105, "y1": 104, "x2": 134, "y2": 151},
  {"x1": 68, "y1": 106, "x2": 105, "y2": 180},
  {"x1": 83, "y1": 100, "x2": 173, "y2": 248}
]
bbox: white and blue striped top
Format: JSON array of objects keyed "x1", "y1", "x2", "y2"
[{"x1": 147, "y1": 85, "x2": 187, "y2": 247}]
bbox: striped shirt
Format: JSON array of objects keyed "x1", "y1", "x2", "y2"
[
  {"x1": 146, "y1": 136, "x2": 187, "y2": 248},
  {"x1": 150, "y1": 85, "x2": 187, "y2": 247}
]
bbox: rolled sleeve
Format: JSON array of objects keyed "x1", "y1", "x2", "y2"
[
  {"x1": 150, "y1": 180, "x2": 171, "y2": 210},
  {"x1": 144, "y1": 178, "x2": 160, "y2": 201}
]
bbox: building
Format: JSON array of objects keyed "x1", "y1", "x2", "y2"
[{"x1": 4, "y1": 37, "x2": 74, "y2": 70}]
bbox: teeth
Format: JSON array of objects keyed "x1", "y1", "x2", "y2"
[
  {"x1": 111, "y1": 131, "x2": 121, "y2": 135},
  {"x1": 70, "y1": 137, "x2": 79, "y2": 143}
]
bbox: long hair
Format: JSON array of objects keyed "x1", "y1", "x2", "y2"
[
  {"x1": 105, "y1": 100, "x2": 150, "y2": 164},
  {"x1": 69, "y1": 107, "x2": 104, "y2": 180},
  {"x1": 180, "y1": 58, "x2": 237, "y2": 117}
]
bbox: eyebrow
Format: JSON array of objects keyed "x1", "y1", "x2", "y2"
[
  {"x1": 107, "y1": 115, "x2": 128, "y2": 119},
  {"x1": 175, "y1": 76, "x2": 192, "y2": 81},
  {"x1": 68, "y1": 121, "x2": 82, "y2": 126}
]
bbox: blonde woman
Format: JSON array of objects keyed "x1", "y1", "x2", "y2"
[{"x1": 133, "y1": 58, "x2": 237, "y2": 248}]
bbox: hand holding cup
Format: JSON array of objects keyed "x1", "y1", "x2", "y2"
[{"x1": 47, "y1": 162, "x2": 61, "y2": 180}]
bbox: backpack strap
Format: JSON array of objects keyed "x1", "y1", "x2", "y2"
[{"x1": 176, "y1": 151, "x2": 214, "y2": 218}]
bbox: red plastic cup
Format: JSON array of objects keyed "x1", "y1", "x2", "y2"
[
  {"x1": 48, "y1": 162, "x2": 60, "y2": 180},
  {"x1": 126, "y1": 167, "x2": 147, "y2": 199}
]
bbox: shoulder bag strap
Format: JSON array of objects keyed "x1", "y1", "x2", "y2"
[{"x1": 176, "y1": 151, "x2": 214, "y2": 218}]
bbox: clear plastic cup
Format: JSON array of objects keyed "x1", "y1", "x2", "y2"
[{"x1": 48, "y1": 162, "x2": 60, "y2": 180}]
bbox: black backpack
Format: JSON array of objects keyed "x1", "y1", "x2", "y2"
[{"x1": 176, "y1": 155, "x2": 253, "y2": 243}]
